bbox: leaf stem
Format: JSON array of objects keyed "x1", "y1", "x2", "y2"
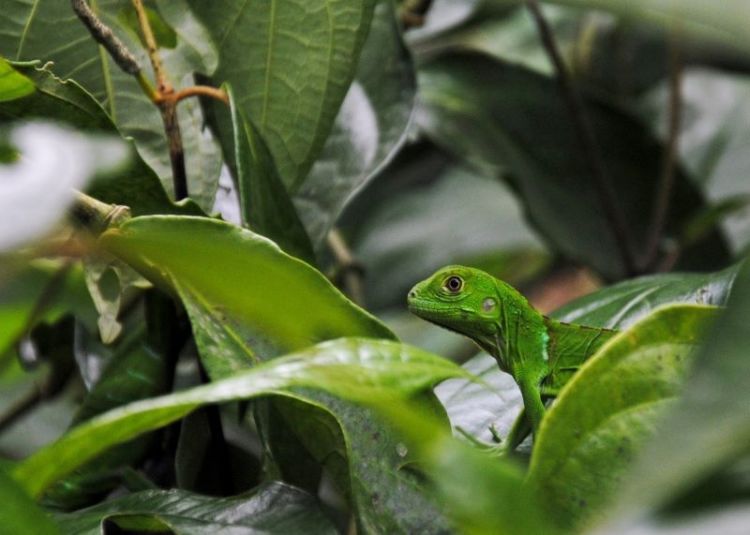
[
  {"x1": 131, "y1": 0, "x2": 171, "y2": 93},
  {"x1": 525, "y1": 0, "x2": 638, "y2": 276},
  {"x1": 327, "y1": 229, "x2": 365, "y2": 305},
  {"x1": 641, "y1": 28, "x2": 683, "y2": 271}
]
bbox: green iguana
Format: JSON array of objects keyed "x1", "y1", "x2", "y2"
[{"x1": 407, "y1": 265, "x2": 617, "y2": 450}]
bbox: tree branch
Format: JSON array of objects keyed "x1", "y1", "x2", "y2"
[
  {"x1": 327, "y1": 229, "x2": 365, "y2": 306},
  {"x1": 641, "y1": 29, "x2": 683, "y2": 271},
  {"x1": 525, "y1": 0, "x2": 638, "y2": 275},
  {"x1": 71, "y1": 0, "x2": 141, "y2": 76}
]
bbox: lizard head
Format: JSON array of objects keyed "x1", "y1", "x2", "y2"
[{"x1": 407, "y1": 265, "x2": 500, "y2": 337}]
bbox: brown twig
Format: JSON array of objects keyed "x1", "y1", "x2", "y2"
[
  {"x1": 327, "y1": 229, "x2": 365, "y2": 306},
  {"x1": 71, "y1": 0, "x2": 140, "y2": 75},
  {"x1": 400, "y1": 0, "x2": 434, "y2": 29},
  {"x1": 131, "y1": 0, "x2": 171, "y2": 93},
  {"x1": 641, "y1": 28, "x2": 683, "y2": 271},
  {"x1": 169, "y1": 86, "x2": 229, "y2": 105},
  {"x1": 129, "y1": 0, "x2": 191, "y2": 200},
  {"x1": 525, "y1": 0, "x2": 638, "y2": 276}
]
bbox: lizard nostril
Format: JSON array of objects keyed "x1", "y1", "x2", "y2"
[{"x1": 408, "y1": 290, "x2": 416, "y2": 299}]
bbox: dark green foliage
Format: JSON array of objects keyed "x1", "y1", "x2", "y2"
[{"x1": 1, "y1": 2, "x2": 750, "y2": 534}]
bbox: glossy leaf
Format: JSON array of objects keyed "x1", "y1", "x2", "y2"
[
  {"x1": 54, "y1": 481, "x2": 336, "y2": 535},
  {"x1": 601, "y1": 262, "x2": 750, "y2": 525},
  {"x1": 0, "y1": 469, "x2": 58, "y2": 535},
  {"x1": 226, "y1": 84, "x2": 315, "y2": 262},
  {"x1": 294, "y1": 0, "x2": 416, "y2": 245},
  {"x1": 0, "y1": 62, "x2": 203, "y2": 216},
  {"x1": 12, "y1": 337, "x2": 467, "y2": 498},
  {"x1": 436, "y1": 352, "x2": 523, "y2": 446},
  {"x1": 189, "y1": 0, "x2": 376, "y2": 190},
  {"x1": 0, "y1": 57, "x2": 33, "y2": 102},
  {"x1": 100, "y1": 216, "x2": 392, "y2": 349},
  {"x1": 416, "y1": 52, "x2": 729, "y2": 279},
  {"x1": 0, "y1": 1, "x2": 222, "y2": 210},
  {"x1": 552, "y1": 263, "x2": 739, "y2": 328},
  {"x1": 526, "y1": 305, "x2": 718, "y2": 531}
]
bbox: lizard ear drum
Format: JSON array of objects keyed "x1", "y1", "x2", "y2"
[
  {"x1": 482, "y1": 297, "x2": 497, "y2": 312},
  {"x1": 444, "y1": 276, "x2": 463, "y2": 293}
]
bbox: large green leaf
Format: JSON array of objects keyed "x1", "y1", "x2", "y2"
[
  {"x1": 0, "y1": 1, "x2": 222, "y2": 209},
  {"x1": 416, "y1": 51, "x2": 729, "y2": 279},
  {"x1": 294, "y1": 0, "x2": 416, "y2": 245},
  {"x1": 526, "y1": 304, "x2": 718, "y2": 531},
  {"x1": 226, "y1": 84, "x2": 315, "y2": 263},
  {"x1": 552, "y1": 263, "x2": 740, "y2": 328},
  {"x1": 0, "y1": 469, "x2": 58, "y2": 535},
  {"x1": 599, "y1": 261, "x2": 750, "y2": 526},
  {"x1": 542, "y1": 0, "x2": 750, "y2": 55},
  {"x1": 99, "y1": 216, "x2": 452, "y2": 531},
  {"x1": 12, "y1": 337, "x2": 466, "y2": 498},
  {"x1": 100, "y1": 216, "x2": 392, "y2": 349},
  {"x1": 189, "y1": 0, "x2": 376, "y2": 190},
  {"x1": 0, "y1": 62, "x2": 202, "y2": 216},
  {"x1": 54, "y1": 481, "x2": 336, "y2": 535},
  {"x1": 0, "y1": 57, "x2": 33, "y2": 102}
]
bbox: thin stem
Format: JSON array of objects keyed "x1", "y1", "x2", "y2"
[
  {"x1": 327, "y1": 229, "x2": 365, "y2": 306},
  {"x1": 400, "y1": 0, "x2": 434, "y2": 29},
  {"x1": 525, "y1": 0, "x2": 638, "y2": 275},
  {"x1": 131, "y1": 0, "x2": 188, "y2": 199},
  {"x1": 70, "y1": 191, "x2": 131, "y2": 234},
  {"x1": 169, "y1": 85, "x2": 229, "y2": 105},
  {"x1": 71, "y1": 0, "x2": 141, "y2": 75},
  {"x1": 131, "y1": 0, "x2": 171, "y2": 93},
  {"x1": 641, "y1": 29, "x2": 683, "y2": 271}
]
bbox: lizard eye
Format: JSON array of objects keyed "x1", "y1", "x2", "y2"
[{"x1": 444, "y1": 276, "x2": 463, "y2": 293}]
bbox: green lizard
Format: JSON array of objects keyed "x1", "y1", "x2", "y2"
[{"x1": 407, "y1": 265, "x2": 617, "y2": 449}]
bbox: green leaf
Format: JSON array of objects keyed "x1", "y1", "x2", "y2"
[
  {"x1": 0, "y1": 262, "x2": 94, "y2": 363},
  {"x1": 436, "y1": 352, "x2": 524, "y2": 448},
  {"x1": 552, "y1": 263, "x2": 740, "y2": 328},
  {"x1": 54, "y1": 481, "x2": 336, "y2": 535},
  {"x1": 188, "y1": 0, "x2": 376, "y2": 190},
  {"x1": 99, "y1": 216, "x2": 393, "y2": 350},
  {"x1": 347, "y1": 158, "x2": 549, "y2": 309},
  {"x1": 0, "y1": 469, "x2": 58, "y2": 535},
  {"x1": 543, "y1": 0, "x2": 750, "y2": 55},
  {"x1": 0, "y1": 1, "x2": 222, "y2": 210},
  {"x1": 416, "y1": 52, "x2": 729, "y2": 280},
  {"x1": 12, "y1": 337, "x2": 466, "y2": 499},
  {"x1": 600, "y1": 261, "x2": 750, "y2": 525},
  {"x1": 226, "y1": 84, "x2": 315, "y2": 263},
  {"x1": 526, "y1": 304, "x2": 719, "y2": 531},
  {"x1": 0, "y1": 62, "x2": 203, "y2": 216},
  {"x1": 43, "y1": 294, "x2": 180, "y2": 509},
  {"x1": 0, "y1": 57, "x2": 33, "y2": 102},
  {"x1": 294, "y1": 0, "x2": 416, "y2": 245}
]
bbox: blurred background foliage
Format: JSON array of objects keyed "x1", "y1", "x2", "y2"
[{"x1": 0, "y1": 0, "x2": 750, "y2": 534}]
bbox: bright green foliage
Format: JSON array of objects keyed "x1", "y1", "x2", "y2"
[
  {"x1": 188, "y1": 0, "x2": 376, "y2": 190},
  {"x1": 0, "y1": 57, "x2": 33, "y2": 102},
  {"x1": 527, "y1": 304, "x2": 719, "y2": 531},
  {"x1": 12, "y1": 337, "x2": 467, "y2": 499},
  {"x1": 2, "y1": 2, "x2": 750, "y2": 534}
]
